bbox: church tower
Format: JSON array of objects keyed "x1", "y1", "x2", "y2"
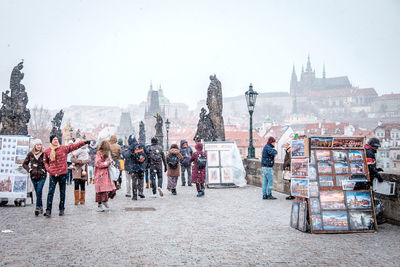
[
  {"x1": 290, "y1": 65, "x2": 298, "y2": 96},
  {"x1": 299, "y1": 54, "x2": 316, "y2": 95}
]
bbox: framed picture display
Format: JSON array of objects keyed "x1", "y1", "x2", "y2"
[
  {"x1": 298, "y1": 200, "x2": 308, "y2": 232},
  {"x1": 332, "y1": 137, "x2": 364, "y2": 148},
  {"x1": 319, "y1": 176, "x2": 334, "y2": 187},
  {"x1": 310, "y1": 137, "x2": 333, "y2": 148},
  {"x1": 309, "y1": 197, "x2": 321, "y2": 214},
  {"x1": 207, "y1": 168, "x2": 220, "y2": 184},
  {"x1": 332, "y1": 150, "x2": 348, "y2": 162},
  {"x1": 291, "y1": 158, "x2": 309, "y2": 177},
  {"x1": 345, "y1": 191, "x2": 372, "y2": 210},
  {"x1": 320, "y1": 191, "x2": 346, "y2": 210},
  {"x1": 308, "y1": 164, "x2": 317, "y2": 181},
  {"x1": 291, "y1": 178, "x2": 309, "y2": 198},
  {"x1": 350, "y1": 162, "x2": 365, "y2": 174},
  {"x1": 221, "y1": 168, "x2": 234, "y2": 183},
  {"x1": 349, "y1": 150, "x2": 363, "y2": 161},
  {"x1": 334, "y1": 162, "x2": 349, "y2": 174},
  {"x1": 207, "y1": 151, "x2": 219, "y2": 167},
  {"x1": 316, "y1": 150, "x2": 331, "y2": 161},
  {"x1": 290, "y1": 201, "x2": 299, "y2": 229},
  {"x1": 309, "y1": 181, "x2": 319, "y2": 197},
  {"x1": 335, "y1": 175, "x2": 349, "y2": 187},
  {"x1": 348, "y1": 211, "x2": 375, "y2": 230},
  {"x1": 317, "y1": 161, "x2": 332, "y2": 175},
  {"x1": 322, "y1": 211, "x2": 349, "y2": 231},
  {"x1": 311, "y1": 214, "x2": 323, "y2": 231},
  {"x1": 291, "y1": 139, "x2": 305, "y2": 158}
]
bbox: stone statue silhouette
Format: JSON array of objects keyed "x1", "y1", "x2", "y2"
[{"x1": 50, "y1": 110, "x2": 64, "y2": 144}]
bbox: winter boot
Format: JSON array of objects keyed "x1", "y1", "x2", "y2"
[
  {"x1": 74, "y1": 190, "x2": 80, "y2": 205},
  {"x1": 34, "y1": 208, "x2": 40, "y2": 216},
  {"x1": 172, "y1": 189, "x2": 177, "y2": 195},
  {"x1": 80, "y1": 191, "x2": 86, "y2": 205},
  {"x1": 146, "y1": 182, "x2": 150, "y2": 188}
]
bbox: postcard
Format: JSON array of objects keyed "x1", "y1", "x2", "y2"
[
  {"x1": 333, "y1": 150, "x2": 348, "y2": 162},
  {"x1": 345, "y1": 191, "x2": 372, "y2": 209},
  {"x1": 316, "y1": 150, "x2": 331, "y2": 161},
  {"x1": 317, "y1": 162, "x2": 332, "y2": 174},
  {"x1": 320, "y1": 191, "x2": 346, "y2": 209},
  {"x1": 322, "y1": 211, "x2": 349, "y2": 231},
  {"x1": 310, "y1": 137, "x2": 333, "y2": 148},
  {"x1": 349, "y1": 150, "x2": 363, "y2": 161},
  {"x1": 311, "y1": 214, "x2": 323, "y2": 231},
  {"x1": 207, "y1": 151, "x2": 219, "y2": 167},
  {"x1": 221, "y1": 168, "x2": 233, "y2": 183},
  {"x1": 309, "y1": 181, "x2": 319, "y2": 197},
  {"x1": 334, "y1": 162, "x2": 349, "y2": 174},
  {"x1": 309, "y1": 197, "x2": 321, "y2": 214},
  {"x1": 335, "y1": 175, "x2": 349, "y2": 186},
  {"x1": 319, "y1": 176, "x2": 334, "y2": 187},
  {"x1": 309, "y1": 164, "x2": 317, "y2": 180},
  {"x1": 291, "y1": 178, "x2": 309, "y2": 198},
  {"x1": 291, "y1": 139, "x2": 305, "y2": 158},
  {"x1": 291, "y1": 158, "x2": 309, "y2": 177},
  {"x1": 207, "y1": 168, "x2": 220, "y2": 184},
  {"x1": 333, "y1": 137, "x2": 364, "y2": 148},
  {"x1": 350, "y1": 162, "x2": 364, "y2": 174},
  {"x1": 348, "y1": 211, "x2": 375, "y2": 230},
  {"x1": 290, "y1": 201, "x2": 299, "y2": 229}
]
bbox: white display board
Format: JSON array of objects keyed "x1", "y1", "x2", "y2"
[
  {"x1": 204, "y1": 141, "x2": 246, "y2": 187},
  {"x1": 0, "y1": 135, "x2": 30, "y2": 199}
]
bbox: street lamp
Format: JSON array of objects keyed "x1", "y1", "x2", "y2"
[
  {"x1": 165, "y1": 119, "x2": 171, "y2": 151},
  {"x1": 245, "y1": 83, "x2": 258, "y2": 158}
]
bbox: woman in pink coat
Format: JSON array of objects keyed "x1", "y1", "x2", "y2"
[
  {"x1": 94, "y1": 141, "x2": 116, "y2": 212},
  {"x1": 190, "y1": 142, "x2": 207, "y2": 197}
]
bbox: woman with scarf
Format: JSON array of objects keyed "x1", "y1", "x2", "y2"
[
  {"x1": 190, "y1": 143, "x2": 207, "y2": 197},
  {"x1": 94, "y1": 140, "x2": 116, "y2": 212},
  {"x1": 23, "y1": 139, "x2": 47, "y2": 216}
]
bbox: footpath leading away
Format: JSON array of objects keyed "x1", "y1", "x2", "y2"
[{"x1": 1, "y1": 176, "x2": 399, "y2": 266}]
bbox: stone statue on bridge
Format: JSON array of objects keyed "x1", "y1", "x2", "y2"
[
  {"x1": 139, "y1": 121, "x2": 146, "y2": 145},
  {"x1": 154, "y1": 113, "x2": 163, "y2": 147},
  {"x1": 50, "y1": 110, "x2": 64, "y2": 144}
]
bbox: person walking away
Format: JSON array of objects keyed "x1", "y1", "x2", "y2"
[
  {"x1": 145, "y1": 143, "x2": 151, "y2": 189},
  {"x1": 88, "y1": 140, "x2": 98, "y2": 184},
  {"x1": 71, "y1": 141, "x2": 91, "y2": 205},
  {"x1": 122, "y1": 136, "x2": 147, "y2": 200},
  {"x1": 109, "y1": 135, "x2": 122, "y2": 189},
  {"x1": 43, "y1": 135, "x2": 89, "y2": 217},
  {"x1": 180, "y1": 139, "x2": 193, "y2": 186},
  {"x1": 261, "y1": 137, "x2": 278, "y2": 200},
  {"x1": 94, "y1": 141, "x2": 117, "y2": 211},
  {"x1": 190, "y1": 142, "x2": 207, "y2": 197},
  {"x1": 148, "y1": 137, "x2": 167, "y2": 197},
  {"x1": 283, "y1": 140, "x2": 295, "y2": 200},
  {"x1": 122, "y1": 138, "x2": 133, "y2": 198},
  {"x1": 117, "y1": 138, "x2": 124, "y2": 188},
  {"x1": 166, "y1": 144, "x2": 183, "y2": 195},
  {"x1": 22, "y1": 139, "x2": 47, "y2": 216}
]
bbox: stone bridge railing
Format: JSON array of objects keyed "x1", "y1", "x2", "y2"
[{"x1": 243, "y1": 158, "x2": 400, "y2": 225}]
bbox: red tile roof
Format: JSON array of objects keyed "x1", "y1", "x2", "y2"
[
  {"x1": 225, "y1": 131, "x2": 264, "y2": 148},
  {"x1": 381, "y1": 93, "x2": 400, "y2": 99},
  {"x1": 354, "y1": 88, "x2": 377, "y2": 96}
]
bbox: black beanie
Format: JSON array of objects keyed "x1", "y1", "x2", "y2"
[{"x1": 50, "y1": 134, "x2": 57, "y2": 143}]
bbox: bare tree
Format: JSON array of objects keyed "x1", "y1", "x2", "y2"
[{"x1": 28, "y1": 105, "x2": 51, "y2": 146}]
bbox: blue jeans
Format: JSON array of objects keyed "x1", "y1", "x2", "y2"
[
  {"x1": 66, "y1": 163, "x2": 72, "y2": 183},
  {"x1": 46, "y1": 174, "x2": 67, "y2": 212},
  {"x1": 32, "y1": 177, "x2": 46, "y2": 208},
  {"x1": 262, "y1": 167, "x2": 274, "y2": 196}
]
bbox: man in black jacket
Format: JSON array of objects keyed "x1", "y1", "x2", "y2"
[
  {"x1": 148, "y1": 137, "x2": 167, "y2": 197},
  {"x1": 180, "y1": 139, "x2": 193, "y2": 186},
  {"x1": 364, "y1": 137, "x2": 383, "y2": 183}
]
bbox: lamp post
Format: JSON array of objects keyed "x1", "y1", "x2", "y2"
[
  {"x1": 245, "y1": 83, "x2": 258, "y2": 158},
  {"x1": 165, "y1": 119, "x2": 171, "y2": 151}
]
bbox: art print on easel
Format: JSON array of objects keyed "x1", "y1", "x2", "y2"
[
  {"x1": 310, "y1": 137, "x2": 333, "y2": 148},
  {"x1": 291, "y1": 139, "x2": 305, "y2": 158},
  {"x1": 291, "y1": 158, "x2": 309, "y2": 177}
]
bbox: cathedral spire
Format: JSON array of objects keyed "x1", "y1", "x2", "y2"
[
  {"x1": 149, "y1": 81, "x2": 153, "y2": 91},
  {"x1": 323, "y1": 63, "x2": 326, "y2": 79},
  {"x1": 306, "y1": 54, "x2": 312, "y2": 72}
]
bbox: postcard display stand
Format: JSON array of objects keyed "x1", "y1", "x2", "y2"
[
  {"x1": 0, "y1": 135, "x2": 30, "y2": 201},
  {"x1": 290, "y1": 136, "x2": 377, "y2": 234},
  {"x1": 204, "y1": 141, "x2": 246, "y2": 188}
]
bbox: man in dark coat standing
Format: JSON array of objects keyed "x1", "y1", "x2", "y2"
[
  {"x1": 261, "y1": 137, "x2": 278, "y2": 200},
  {"x1": 180, "y1": 139, "x2": 193, "y2": 186}
]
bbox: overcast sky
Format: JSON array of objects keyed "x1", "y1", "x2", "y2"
[{"x1": 0, "y1": 0, "x2": 399, "y2": 110}]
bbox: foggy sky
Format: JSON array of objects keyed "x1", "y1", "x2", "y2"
[{"x1": 0, "y1": 0, "x2": 399, "y2": 110}]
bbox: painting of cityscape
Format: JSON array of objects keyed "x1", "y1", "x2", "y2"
[
  {"x1": 345, "y1": 191, "x2": 372, "y2": 209},
  {"x1": 291, "y1": 158, "x2": 308, "y2": 177},
  {"x1": 349, "y1": 150, "x2": 363, "y2": 161},
  {"x1": 319, "y1": 176, "x2": 334, "y2": 187},
  {"x1": 310, "y1": 137, "x2": 333, "y2": 148},
  {"x1": 333, "y1": 151, "x2": 348, "y2": 162},
  {"x1": 332, "y1": 137, "x2": 364, "y2": 148},
  {"x1": 316, "y1": 150, "x2": 331, "y2": 161},
  {"x1": 335, "y1": 175, "x2": 349, "y2": 186},
  {"x1": 320, "y1": 191, "x2": 346, "y2": 209},
  {"x1": 291, "y1": 139, "x2": 305, "y2": 158},
  {"x1": 334, "y1": 162, "x2": 349, "y2": 174},
  {"x1": 291, "y1": 178, "x2": 309, "y2": 198},
  {"x1": 309, "y1": 197, "x2": 321, "y2": 214},
  {"x1": 317, "y1": 162, "x2": 332, "y2": 174},
  {"x1": 322, "y1": 211, "x2": 349, "y2": 231},
  {"x1": 350, "y1": 162, "x2": 364, "y2": 174},
  {"x1": 348, "y1": 211, "x2": 375, "y2": 230},
  {"x1": 311, "y1": 214, "x2": 323, "y2": 231}
]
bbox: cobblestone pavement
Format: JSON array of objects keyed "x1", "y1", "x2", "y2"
[{"x1": 1, "y1": 174, "x2": 399, "y2": 266}]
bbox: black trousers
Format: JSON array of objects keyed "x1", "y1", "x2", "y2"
[
  {"x1": 74, "y1": 179, "x2": 86, "y2": 191},
  {"x1": 150, "y1": 165, "x2": 163, "y2": 194},
  {"x1": 196, "y1": 183, "x2": 205, "y2": 192}
]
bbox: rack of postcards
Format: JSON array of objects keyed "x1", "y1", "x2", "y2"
[{"x1": 290, "y1": 136, "x2": 377, "y2": 234}]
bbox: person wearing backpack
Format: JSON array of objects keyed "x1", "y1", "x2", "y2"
[
  {"x1": 190, "y1": 142, "x2": 207, "y2": 197},
  {"x1": 122, "y1": 135, "x2": 148, "y2": 200},
  {"x1": 166, "y1": 144, "x2": 183, "y2": 195},
  {"x1": 180, "y1": 139, "x2": 193, "y2": 186},
  {"x1": 148, "y1": 137, "x2": 167, "y2": 198}
]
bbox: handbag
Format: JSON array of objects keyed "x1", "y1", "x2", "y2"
[
  {"x1": 282, "y1": 170, "x2": 291, "y2": 181},
  {"x1": 109, "y1": 164, "x2": 119, "y2": 181}
]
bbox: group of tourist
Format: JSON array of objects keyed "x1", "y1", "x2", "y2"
[{"x1": 22, "y1": 134, "x2": 207, "y2": 217}]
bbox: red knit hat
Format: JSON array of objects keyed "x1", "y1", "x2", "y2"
[{"x1": 267, "y1": 136, "x2": 276, "y2": 144}]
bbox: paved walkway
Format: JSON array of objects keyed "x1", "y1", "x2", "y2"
[{"x1": 1, "y1": 175, "x2": 399, "y2": 266}]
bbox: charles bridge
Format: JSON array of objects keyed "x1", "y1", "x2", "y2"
[{"x1": 1, "y1": 167, "x2": 400, "y2": 266}]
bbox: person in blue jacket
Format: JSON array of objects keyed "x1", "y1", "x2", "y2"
[{"x1": 261, "y1": 137, "x2": 278, "y2": 200}]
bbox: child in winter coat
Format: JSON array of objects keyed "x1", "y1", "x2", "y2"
[
  {"x1": 190, "y1": 143, "x2": 207, "y2": 197},
  {"x1": 166, "y1": 144, "x2": 183, "y2": 195},
  {"x1": 71, "y1": 141, "x2": 90, "y2": 205}
]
